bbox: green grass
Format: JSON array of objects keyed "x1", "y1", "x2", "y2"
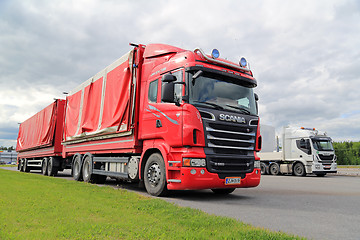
[
  {"x1": 0, "y1": 164, "x2": 17, "y2": 167},
  {"x1": 0, "y1": 169, "x2": 303, "y2": 240},
  {"x1": 338, "y1": 165, "x2": 360, "y2": 168}
]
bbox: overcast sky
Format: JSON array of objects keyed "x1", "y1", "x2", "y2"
[{"x1": 1, "y1": 0, "x2": 359, "y2": 148}]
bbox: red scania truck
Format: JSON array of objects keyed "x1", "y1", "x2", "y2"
[{"x1": 17, "y1": 43, "x2": 262, "y2": 196}]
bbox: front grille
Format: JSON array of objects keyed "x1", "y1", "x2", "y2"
[
  {"x1": 206, "y1": 123, "x2": 255, "y2": 151},
  {"x1": 199, "y1": 109, "x2": 258, "y2": 177},
  {"x1": 318, "y1": 154, "x2": 334, "y2": 161}
]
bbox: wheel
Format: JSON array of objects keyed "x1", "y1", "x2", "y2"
[
  {"x1": 316, "y1": 173, "x2": 326, "y2": 177},
  {"x1": 24, "y1": 159, "x2": 30, "y2": 172},
  {"x1": 19, "y1": 159, "x2": 24, "y2": 172},
  {"x1": 144, "y1": 153, "x2": 168, "y2": 197},
  {"x1": 260, "y1": 162, "x2": 268, "y2": 175},
  {"x1": 293, "y1": 162, "x2": 306, "y2": 176},
  {"x1": 82, "y1": 155, "x2": 97, "y2": 183},
  {"x1": 211, "y1": 188, "x2": 236, "y2": 195},
  {"x1": 72, "y1": 154, "x2": 83, "y2": 181},
  {"x1": 47, "y1": 157, "x2": 58, "y2": 176},
  {"x1": 42, "y1": 158, "x2": 48, "y2": 175},
  {"x1": 269, "y1": 163, "x2": 280, "y2": 175}
]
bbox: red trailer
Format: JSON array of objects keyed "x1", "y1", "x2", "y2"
[
  {"x1": 17, "y1": 99, "x2": 66, "y2": 175},
  {"x1": 17, "y1": 43, "x2": 262, "y2": 196}
]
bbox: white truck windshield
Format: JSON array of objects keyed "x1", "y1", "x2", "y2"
[{"x1": 312, "y1": 139, "x2": 334, "y2": 151}]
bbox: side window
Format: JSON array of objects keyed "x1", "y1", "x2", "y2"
[
  {"x1": 296, "y1": 139, "x2": 312, "y2": 155},
  {"x1": 148, "y1": 79, "x2": 158, "y2": 103}
]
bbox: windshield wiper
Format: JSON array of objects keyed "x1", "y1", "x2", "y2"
[
  {"x1": 193, "y1": 101, "x2": 224, "y2": 110},
  {"x1": 226, "y1": 104, "x2": 251, "y2": 115}
]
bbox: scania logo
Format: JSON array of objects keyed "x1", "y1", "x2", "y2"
[{"x1": 219, "y1": 114, "x2": 246, "y2": 124}]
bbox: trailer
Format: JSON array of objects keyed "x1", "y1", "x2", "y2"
[
  {"x1": 258, "y1": 125, "x2": 337, "y2": 176},
  {"x1": 17, "y1": 100, "x2": 68, "y2": 175},
  {"x1": 17, "y1": 43, "x2": 262, "y2": 196}
]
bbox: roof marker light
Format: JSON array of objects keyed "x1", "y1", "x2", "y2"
[
  {"x1": 240, "y1": 57, "x2": 247, "y2": 67},
  {"x1": 211, "y1": 49, "x2": 220, "y2": 59}
]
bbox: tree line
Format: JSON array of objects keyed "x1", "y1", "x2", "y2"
[
  {"x1": 0, "y1": 146, "x2": 15, "y2": 151},
  {"x1": 333, "y1": 141, "x2": 360, "y2": 165}
]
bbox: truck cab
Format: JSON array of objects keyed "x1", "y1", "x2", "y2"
[{"x1": 259, "y1": 126, "x2": 337, "y2": 176}]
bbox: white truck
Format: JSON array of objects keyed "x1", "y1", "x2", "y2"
[{"x1": 258, "y1": 126, "x2": 337, "y2": 176}]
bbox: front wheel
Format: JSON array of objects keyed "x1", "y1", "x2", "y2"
[
  {"x1": 211, "y1": 188, "x2": 236, "y2": 195},
  {"x1": 144, "y1": 153, "x2": 168, "y2": 197}
]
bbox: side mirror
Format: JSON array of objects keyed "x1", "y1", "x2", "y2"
[
  {"x1": 162, "y1": 74, "x2": 177, "y2": 83},
  {"x1": 161, "y1": 81, "x2": 176, "y2": 104},
  {"x1": 254, "y1": 93, "x2": 259, "y2": 101}
]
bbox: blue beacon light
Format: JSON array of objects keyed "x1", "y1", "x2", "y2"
[
  {"x1": 211, "y1": 49, "x2": 220, "y2": 59},
  {"x1": 240, "y1": 57, "x2": 247, "y2": 67}
]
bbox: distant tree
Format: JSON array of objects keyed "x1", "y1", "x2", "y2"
[{"x1": 334, "y1": 141, "x2": 360, "y2": 165}]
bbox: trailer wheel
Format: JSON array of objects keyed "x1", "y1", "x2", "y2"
[
  {"x1": 19, "y1": 159, "x2": 24, "y2": 172},
  {"x1": 269, "y1": 163, "x2": 280, "y2": 175},
  {"x1": 42, "y1": 158, "x2": 48, "y2": 175},
  {"x1": 72, "y1": 154, "x2": 83, "y2": 181},
  {"x1": 211, "y1": 188, "x2": 236, "y2": 195},
  {"x1": 24, "y1": 159, "x2": 30, "y2": 172},
  {"x1": 82, "y1": 155, "x2": 97, "y2": 183},
  {"x1": 260, "y1": 162, "x2": 268, "y2": 175},
  {"x1": 293, "y1": 162, "x2": 306, "y2": 176},
  {"x1": 47, "y1": 157, "x2": 58, "y2": 176},
  {"x1": 144, "y1": 153, "x2": 168, "y2": 197}
]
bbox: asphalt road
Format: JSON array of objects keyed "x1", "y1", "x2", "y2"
[{"x1": 3, "y1": 167, "x2": 360, "y2": 240}]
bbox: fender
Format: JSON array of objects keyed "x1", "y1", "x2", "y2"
[{"x1": 138, "y1": 139, "x2": 172, "y2": 180}]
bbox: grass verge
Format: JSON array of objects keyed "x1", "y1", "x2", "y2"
[
  {"x1": 338, "y1": 165, "x2": 360, "y2": 168},
  {"x1": 0, "y1": 169, "x2": 303, "y2": 239}
]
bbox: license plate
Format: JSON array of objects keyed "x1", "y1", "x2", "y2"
[{"x1": 225, "y1": 177, "x2": 241, "y2": 185}]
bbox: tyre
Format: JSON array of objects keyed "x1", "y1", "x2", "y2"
[
  {"x1": 72, "y1": 154, "x2": 83, "y2": 181},
  {"x1": 19, "y1": 159, "x2": 24, "y2": 172},
  {"x1": 82, "y1": 155, "x2": 97, "y2": 183},
  {"x1": 211, "y1": 188, "x2": 236, "y2": 195},
  {"x1": 42, "y1": 158, "x2": 48, "y2": 176},
  {"x1": 260, "y1": 162, "x2": 268, "y2": 175},
  {"x1": 269, "y1": 162, "x2": 280, "y2": 175},
  {"x1": 47, "y1": 157, "x2": 58, "y2": 176},
  {"x1": 24, "y1": 159, "x2": 30, "y2": 172},
  {"x1": 144, "y1": 153, "x2": 168, "y2": 197},
  {"x1": 293, "y1": 162, "x2": 306, "y2": 176}
]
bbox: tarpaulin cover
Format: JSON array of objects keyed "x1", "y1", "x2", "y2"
[
  {"x1": 64, "y1": 51, "x2": 132, "y2": 141},
  {"x1": 17, "y1": 102, "x2": 57, "y2": 151}
]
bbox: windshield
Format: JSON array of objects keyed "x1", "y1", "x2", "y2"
[
  {"x1": 188, "y1": 71, "x2": 257, "y2": 115},
  {"x1": 312, "y1": 139, "x2": 334, "y2": 151}
]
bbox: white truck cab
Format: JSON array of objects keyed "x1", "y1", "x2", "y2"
[{"x1": 258, "y1": 126, "x2": 337, "y2": 176}]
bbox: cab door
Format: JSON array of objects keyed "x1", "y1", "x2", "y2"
[{"x1": 141, "y1": 69, "x2": 184, "y2": 147}]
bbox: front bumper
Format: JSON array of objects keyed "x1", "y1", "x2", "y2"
[{"x1": 166, "y1": 167, "x2": 261, "y2": 190}]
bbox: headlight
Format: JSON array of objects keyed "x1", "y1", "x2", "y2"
[
  {"x1": 254, "y1": 160, "x2": 260, "y2": 169},
  {"x1": 183, "y1": 158, "x2": 206, "y2": 167}
]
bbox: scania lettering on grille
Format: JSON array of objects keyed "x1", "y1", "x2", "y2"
[{"x1": 219, "y1": 113, "x2": 246, "y2": 124}]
